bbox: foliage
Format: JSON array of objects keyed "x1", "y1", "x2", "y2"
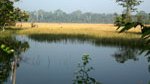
[
  {"x1": 140, "y1": 26, "x2": 150, "y2": 56},
  {"x1": 116, "y1": 0, "x2": 143, "y2": 12},
  {"x1": 28, "y1": 9, "x2": 150, "y2": 24},
  {"x1": 114, "y1": 0, "x2": 143, "y2": 30},
  {"x1": 116, "y1": 22, "x2": 144, "y2": 33},
  {"x1": 0, "y1": 0, "x2": 29, "y2": 31},
  {"x1": 0, "y1": 0, "x2": 14, "y2": 26},
  {"x1": 114, "y1": 14, "x2": 130, "y2": 29},
  {"x1": 114, "y1": 0, "x2": 150, "y2": 46},
  {"x1": 0, "y1": 36, "x2": 29, "y2": 55},
  {"x1": 73, "y1": 54, "x2": 101, "y2": 84},
  {"x1": 0, "y1": 44, "x2": 14, "y2": 54},
  {"x1": 0, "y1": 37, "x2": 29, "y2": 83},
  {"x1": 115, "y1": 0, "x2": 150, "y2": 71},
  {"x1": 13, "y1": 8, "x2": 29, "y2": 22}
]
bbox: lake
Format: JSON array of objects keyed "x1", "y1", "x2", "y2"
[{"x1": 1, "y1": 34, "x2": 150, "y2": 84}]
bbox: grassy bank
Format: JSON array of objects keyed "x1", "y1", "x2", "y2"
[
  {"x1": 0, "y1": 23, "x2": 145, "y2": 49},
  {"x1": 0, "y1": 30, "x2": 16, "y2": 38},
  {"x1": 14, "y1": 23, "x2": 142, "y2": 40}
]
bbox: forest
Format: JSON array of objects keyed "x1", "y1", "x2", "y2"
[{"x1": 28, "y1": 9, "x2": 150, "y2": 24}]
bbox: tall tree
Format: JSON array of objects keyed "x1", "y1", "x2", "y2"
[
  {"x1": 13, "y1": 8, "x2": 29, "y2": 27},
  {"x1": 0, "y1": 0, "x2": 28, "y2": 31},
  {"x1": 116, "y1": 0, "x2": 143, "y2": 23},
  {"x1": 114, "y1": 0, "x2": 143, "y2": 29},
  {"x1": 115, "y1": 0, "x2": 150, "y2": 57},
  {"x1": 0, "y1": 0, "x2": 14, "y2": 30},
  {"x1": 114, "y1": 0, "x2": 143, "y2": 32}
]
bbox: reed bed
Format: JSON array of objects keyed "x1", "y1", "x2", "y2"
[
  {"x1": 0, "y1": 23, "x2": 144, "y2": 48},
  {"x1": 15, "y1": 23, "x2": 142, "y2": 40}
]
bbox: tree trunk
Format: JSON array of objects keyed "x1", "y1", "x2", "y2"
[
  {"x1": 2, "y1": 23, "x2": 6, "y2": 32},
  {"x1": 126, "y1": 5, "x2": 132, "y2": 23}
]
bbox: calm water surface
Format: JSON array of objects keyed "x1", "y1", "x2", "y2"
[{"x1": 4, "y1": 35, "x2": 150, "y2": 84}]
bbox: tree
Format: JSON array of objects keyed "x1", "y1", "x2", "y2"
[
  {"x1": 28, "y1": 9, "x2": 115, "y2": 23},
  {"x1": 13, "y1": 8, "x2": 29, "y2": 22},
  {"x1": 0, "y1": 0, "x2": 14, "y2": 31},
  {"x1": 116, "y1": 0, "x2": 143, "y2": 23},
  {"x1": 13, "y1": 8, "x2": 29, "y2": 27},
  {"x1": 114, "y1": 0, "x2": 143, "y2": 30},
  {"x1": 114, "y1": 0, "x2": 144, "y2": 32},
  {"x1": 0, "y1": 37, "x2": 29, "y2": 83},
  {"x1": 0, "y1": 0, "x2": 29, "y2": 31},
  {"x1": 114, "y1": 0, "x2": 150, "y2": 61}
]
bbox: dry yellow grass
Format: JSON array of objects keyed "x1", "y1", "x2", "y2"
[
  {"x1": 14, "y1": 22, "x2": 142, "y2": 39},
  {"x1": 16, "y1": 22, "x2": 141, "y2": 31}
]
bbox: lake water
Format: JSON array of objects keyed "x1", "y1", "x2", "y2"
[{"x1": 2, "y1": 34, "x2": 150, "y2": 84}]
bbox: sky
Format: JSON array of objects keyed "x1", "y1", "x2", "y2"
[{"x1": 14, "y1": 0, "x2": 150, "y2": 13}]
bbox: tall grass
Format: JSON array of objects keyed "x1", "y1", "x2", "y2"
[
  {"x1": 28, "y1": 33, "x2": 144, "y2": 49},
  {"x1": 15, "y1": 23, "x2": 141, "y2": 40},
  {"x1": 0, "y1": 23, "x2": 144, "y2": 48}
]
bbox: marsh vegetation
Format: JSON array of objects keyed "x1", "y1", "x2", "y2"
[
  {"x1": 0, "y1": 23, "x2": 149, "y2": 84},
  {"x1": 1, "y1": 0, "x2": 150, "y2": 84}
]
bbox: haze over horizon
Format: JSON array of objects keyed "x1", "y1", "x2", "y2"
[{"x1": 15, "y1": 0, "x2": 150, "y2": 13}]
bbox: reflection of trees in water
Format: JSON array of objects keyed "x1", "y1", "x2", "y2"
[
  {"x1": 140, "y1": 44, "x2": 150, "y2": 72},
  {"x1": 112, "y1": 46, "x2": 150, "y2": 74},
  {"x1": 0, "y1": 37, "x2": 29, "y2": 83},
  {"x1": 28, "y1": 34, "x2": 150, "y2": 83},
  {"x1": 144, "y1": 53, "x2": 150, "y2": 73},
  {"x1": 112, "y1": 47, "x2": 140, "y2": 63},
  {"x1": 73, "y1": 54, "x2": 101, "y2": 84}
]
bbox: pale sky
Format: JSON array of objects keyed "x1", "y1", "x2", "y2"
[{"x1": 14, "y1": 0, "x2": 150, "y2": 13}]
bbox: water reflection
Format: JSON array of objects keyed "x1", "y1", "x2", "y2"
[
  {"x1": 12, "y1": 34, "x2": 150, "y2": 84},
  {"x1": 28, "y1": 34, "x2": 145, "y2": 49},
  {"x1": 28, "y1": 34, "x2": 149, "y2": 66},
  {"x1": 0, "y1": 37, "x2": 29, "y2": 84},
  {"x1": 112, "y1": 47, "x2": 140, "y2": 63},
  {"x1": 28, "y1": 34, "x2": 150, "y2": 72},
  {"x1": 73, "y1": 54, "x2": 101, "y2": 84},
  {"x1": 141, "y1": 45, "x2": 150, "y2": 72},
  {"x1": 28, "y1": 34, "x2": 150, "y2": 62},
  {"x1": 112, "y1": 46, "x2": 150, "y2": 75}
]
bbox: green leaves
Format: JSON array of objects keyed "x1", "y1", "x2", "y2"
[
  {"x1": 0, "y1": 0, "x2": 14, "y2": 24},
  {"x1": 73, "y1": 54, "x2": 101, "y2": 84},
  {"x1": 141, "y1": 26, "x2": 150, "y2": 56},
  {"x1": 0, "y1": 44, "x2": 14, "y2": 54},
  {"x1": 82, "y1": 54, "x2": 91, "y2": 65},
  {"x1": 116, "y1": 0, "x2": 143, "y2": 11},
  {"x1": 118, "y1": 22, "x2": 143, "y2": 33},
  {"x1": 14, "y1": 8, "x2": 29, "y2": 22},
  {"x1": 0, "y1": 0, "x2": 28, "y2": 30},
  {"x1": 115, "y1": 0, "x2": 143, "y2": 31}
]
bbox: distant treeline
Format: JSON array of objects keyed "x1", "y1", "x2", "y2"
[{"x1": 28, "y1": 9, "x2": 150, "y2": 24}]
